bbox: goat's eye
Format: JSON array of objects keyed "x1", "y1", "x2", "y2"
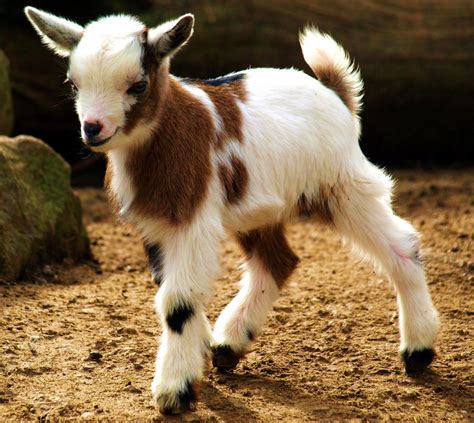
[{"x1": 127, "y1": 80, "x2": 148, "y2": 95}]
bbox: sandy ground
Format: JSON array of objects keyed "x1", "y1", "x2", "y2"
[{"x1": 1, "y1": 170, "x2": 473, "y2": 422}]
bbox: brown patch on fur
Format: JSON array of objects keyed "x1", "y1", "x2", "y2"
[
  {"x1": 123, "y1": 77, "x2": 214, "y2": 225},
  {"x1": 122, "y1": 61, "x2": 168, "y2": 135},
  {"x1": 191, "y1": 80, "x2": 247, "y2": 148},
  {"x1": 316, "y1": 68, "x2": 358, "y2": 116},
  {"x1": 230, "y1": 78, "x2": 247, "y2": 102},
  {"x1": 218, "y1": 154, "x2": 249, "y2": 205},
  {"x1": 238, "y1": 224, "x2": 299, "y2": 288},
  {"x1": 297, "y1": 184, "x2": 340, "y2": 225}
]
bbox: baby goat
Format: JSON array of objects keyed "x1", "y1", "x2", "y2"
[{"x1": 26, "y1": 7, "x2": 440, "y2": 414}]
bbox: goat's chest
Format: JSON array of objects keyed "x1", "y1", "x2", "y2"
[
  {"x1": 106, "y1": 141, "x2": 212, "y2": 226},
  {"x1": 105, "y1": 150, "x2": 136, "y2": 218}
]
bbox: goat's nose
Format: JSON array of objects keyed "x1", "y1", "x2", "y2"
[{"x1": 83, "y1": 121, "x2": 103, "y2": 139}]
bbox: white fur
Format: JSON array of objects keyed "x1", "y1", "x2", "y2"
[
  {"x1": 222, "y1": 67, "x2": 357, "y2": 233},
  {"x1": 328, "y1": 170, "x2": 439, "y2": 352},
  {"x1": 26, "y1": 10, "x2": 440, "y2": 412},
  {"x1": 70, "y1": 16, "x2": 145, "y2": 140}
]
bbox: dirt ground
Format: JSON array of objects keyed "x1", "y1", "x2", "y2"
[{"x1": 1, "y1": 170, "x2": 473, "y2": 422}]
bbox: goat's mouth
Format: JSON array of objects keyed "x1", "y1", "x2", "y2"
[{"x1": 86, "y1": 127, "x2": 121, "y2": 148}]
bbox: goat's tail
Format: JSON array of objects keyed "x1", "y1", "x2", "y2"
[{"x1": 299, "y1": 27, "x2": 363, "y2": 117}]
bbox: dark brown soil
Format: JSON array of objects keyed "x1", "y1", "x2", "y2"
[{"x1": 1, "y1": 170, "x2": 473, "y2": 421}]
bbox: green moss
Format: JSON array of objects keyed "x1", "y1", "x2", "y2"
[{"x1": 0, "y1": 135, "x2": 89, "y2": 280}]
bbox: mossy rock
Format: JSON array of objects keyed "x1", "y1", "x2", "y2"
[
  {"x1": 0, "y1": 50, "x2": 13, "y2": 135},
  {"x1": 0, "y1": 135, "x2": 90, "y2": 281}
]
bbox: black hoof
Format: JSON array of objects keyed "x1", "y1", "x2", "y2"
[
  {"x1": 402, "y1": 348, "x2": 435, "y2": 375},
  {"x1": 158, "y1": 381, "x2": 197, "y2": 415},
  {"x1": 160, "y1": 401, "x2": 191, "y2": 416},
  {"x1": 211, "y1": 345, "x2": 241, "y2": 370}
]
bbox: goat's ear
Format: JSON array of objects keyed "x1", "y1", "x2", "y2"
[
  {"x1": 24, "y1": 6, "x2": 83, "y2": 57},
  {"x1": 148, "y1": 14, "x2": 194, "y2": 60}
]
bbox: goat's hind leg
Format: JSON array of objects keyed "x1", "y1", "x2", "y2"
[
  {"x1": 212, "y1": 224, "x2": 299, "y2": 369},
  {"x1": 331, "y1": 167, "x2": 439, "y2": 374}
]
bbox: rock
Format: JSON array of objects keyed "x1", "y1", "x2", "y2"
[
  {"x1": 88, "y1": 351, "x2": 103, "y2": 361},
  {"x1": 0, "y1": 50, "x2": 13, "y2": 135},
  {"x1": 124, "y1": 383, "x2": 142, "y2": 394},
  {"x1": 341, "y1": 323, "x2": 353, "y2": 334},
  {"x1": 0, "y1": 135, "x2": 90, "y2": 281},
  {"x1": 81, "y1": 411, "x2": 95, "y2": 419}
]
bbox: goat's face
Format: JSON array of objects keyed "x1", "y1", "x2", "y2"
[
  {"x1": 24, "y1": 7, "x2": 194, "y2": 152},
  {"x1": 68, "y1": 18, "x2": 147, "y2": 151}
]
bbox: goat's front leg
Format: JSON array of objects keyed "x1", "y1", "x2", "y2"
[{"x1": 151, "y1": 219, "x2": 222, "y2": 414}]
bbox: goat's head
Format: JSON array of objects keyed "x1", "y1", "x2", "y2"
[{"x1": 25, "y1": 7, "x2": 194, "y2": 151}]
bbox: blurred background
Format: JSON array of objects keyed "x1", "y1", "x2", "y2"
[{"x1": 0, "y1": 0, "x2": 473, "y2": 185}]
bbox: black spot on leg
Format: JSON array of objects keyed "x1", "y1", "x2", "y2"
[
  {"x1": 160, "y1": 380, "x2": 197, "y2": 415},
  {"x1": 402, "y1": 348, "x2": 435, "y2": 375},
  {"x1": 144, "y1": 243, "x2": 163, "y2": 286},
  {"x1": 166, "y1": 303, "x2": 194, "y2": 334},
  {"x1": 178, "y1": 380, "x2": 197, "y2": 405}
]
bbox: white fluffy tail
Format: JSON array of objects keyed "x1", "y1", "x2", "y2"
[{"x1": 299, "y1": 27, "x2": 363, "y2": 116}]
